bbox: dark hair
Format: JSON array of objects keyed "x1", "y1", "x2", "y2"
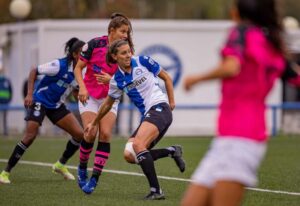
[
  {"x1": 108, "y1": 13, "x2": 134, "y2": 53},
  {"x1": 106, "y1": 39, "x2": 130, "y2": 65},
  {"x1": 236, "y1": 0, "x2": 284, "y2": 53},
  {"x1": 64, "y1": 37, "x2": 85, "y2": 65}
]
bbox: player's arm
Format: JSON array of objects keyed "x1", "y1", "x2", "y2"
[
  {"x1": 158, "y1": 69, "x2": 175, "y2": 110},
  {"x1": 74, "y1": 59, "x2": 89, "y2": 104},
  {"x1": 184, "y1": 56, "x2": 240, "y2": 91},
  {"x1": 24, "y1": 67, "x2": 38, "y2": 107},
  {"x1": 84, "y1": 96, "x2": 115, "y2": 138}
]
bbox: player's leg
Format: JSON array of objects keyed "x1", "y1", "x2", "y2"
[
  {"x1": 131, "y1": 121, "x2": 165, "y2": 200},
  {"x1": 77, "y1": 111, "x2": 96, "y2": 188},
  {"x1": 124, "y1": 139, "x2": 185, "y2": 173},
  {"x1": 77, "y1": 97, "x2": 101, "y2": 189},
  {"x1": 51, "y1": 107, "x2": 84, "y2": 180},
  {"x1": 82, "y1": 110, "x2": 116, "y2": 194},
  {"x1": 211, "y1": 181, "x2": 245, "y2": 206},
  {"x1": 181, "y1": 183, "x2": 211, "y2": 206},
  {"x1": 0, "y1": 102, "x2": 44, "y2": 184}
]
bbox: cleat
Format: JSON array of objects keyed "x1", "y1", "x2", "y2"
[
  {"x1": 171, "y1": 145, "x2": 186, "y2": 172},
  {"x1": 0, "y1": 171, "x2": 11, "y2": 184},
  {"x1": 52, "y1": 161, "x2": 75, "y2": 180},
  {"x1": 82, "y1": 177, "x2": 97, "y2": 195},
  {"x1": 77, "y1": 166, "x2": 88, "y2": 189},
  {"x1": 144, "y1": 191, "x2": 165, "y2": 200}
]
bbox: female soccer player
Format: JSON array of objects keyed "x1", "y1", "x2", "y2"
[
  {"x1": 74, "y1": 13, "x2": 135, "y2": 194},
  {"x1": 181, "y1": 0, "x2": 290, "y2": 206},
  {"x1": 83, "y1": 39, "x2": 185, "y2": 199},
  {"x1": 0, "y1": 37, "x2": 85, "y2": 184}
]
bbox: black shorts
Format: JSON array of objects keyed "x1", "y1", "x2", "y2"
[
  {"x1": 131, "y1": 102, "x2": 173, "y2": 149},
  {"x1": 25, "y1": 102, "x2": 70, "y2": 125}
]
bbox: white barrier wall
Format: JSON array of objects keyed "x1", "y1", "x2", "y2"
[{"x1": 0, "y1": 19, "x2": 294, "y2": 136}]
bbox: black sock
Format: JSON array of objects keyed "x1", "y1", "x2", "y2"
[
  {"x1": 5, "y1": 141, "x2": 28, "y2": 172},
  {"x1": 137, "y1": 150, "x2": 160, "y2": 193},
  {"x1": 150, "y1": 148, "x2": 174, "y2": 161},
  {"x1": 59, "y1": 137, "x2": 81, "y2": 164},
  {"x1": 79, "y1": 139, "x2": 94, "y2": 169},
  {"x1": 91, "y1": 142, "x2": 110, "y2": 181}
]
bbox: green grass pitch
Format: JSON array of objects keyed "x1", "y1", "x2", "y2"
[{"x1": 0, "y1": 135, "x2": 300, "y2": 206}]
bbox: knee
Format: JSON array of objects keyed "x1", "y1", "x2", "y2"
[
  {"x1": 99, "y1": 129, "x2": 111, "y2": 142},
  {"x1": 123, "y1": 150, "x2": 136, "y2": 164},
  {"x1": 132, "y1": 140, "x2": 144, "y2": 154},
  {"x1": 73, "y1": 130, "x2": 84, "y2": 141},
  {"x1": 22, "y1": 133, "x2": 37, "y2": 146},
  {"x1": 124, "y1": 142, "x2": 138, "y2": 163}
]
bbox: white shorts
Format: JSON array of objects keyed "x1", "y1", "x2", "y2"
[
  {"x1": 78, "y1": 95, "x2": 119, "y2": 115},
  {"x1": 191, "y1": 137, "x2": 267, "y2": 188}
]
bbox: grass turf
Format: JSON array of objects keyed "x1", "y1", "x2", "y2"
[{"x1": 0, "y1": 135, "x2": 299, "y2": 206}]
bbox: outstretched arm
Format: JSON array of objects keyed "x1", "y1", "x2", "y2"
[{"x1": 184, "y1": 56, "x2": 240, "y2": 91}]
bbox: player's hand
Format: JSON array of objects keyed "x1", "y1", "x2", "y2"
[
  {"x1": 169, "y1": 101, "x2": 176, "y2": 111},
  {"x1": 94, "y1": 72, "x2": 111, "y2": 84},
  {"x1": 84, "y1": 123, "x2": 98, "y2": 139},
  {"x1": 183, "y1": 76, "x2": 198, "y2": 91},
  {"x1": 78, "y1": 87, "x2": 89, "y2": 104},
  {"x1": 24, "y1": 94, "x2": 33, "y2": 107}
]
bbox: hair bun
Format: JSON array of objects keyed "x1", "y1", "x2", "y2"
[{"x1": 111, "y1": 12, "x2": 125, "y2": 19}]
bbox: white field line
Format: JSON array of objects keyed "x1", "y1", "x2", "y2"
[{"x1": 0, "y1": 159, "x2": 300, "y2": 196}]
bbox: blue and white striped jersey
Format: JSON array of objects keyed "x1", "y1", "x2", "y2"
[
  {"x1": 109, "y1": 55, "x2": 168, "y2": 115},
  {"x1": 33, "y1": 57, "x2": 77, "y2": 109}
]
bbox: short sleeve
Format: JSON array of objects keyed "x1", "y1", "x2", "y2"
[
  {"x1": 221, "y1": 26, "x2": 247, "y2": 63},
  {"x1": 139, "y1": 56, "x2": 162, "y2": 76},
  {"x1": 108, "y1": 77, "x2": 123, "y2": 99},
  {"x1": 80, "y1": 39, "x2": 95, "y2": 62},
  {"x1": 37, "y1": 59, "x2": 60, "y2": 76}
]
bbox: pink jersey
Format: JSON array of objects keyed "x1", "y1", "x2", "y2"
[
  {"x1": 218, "y1": 25, "x2": 286, "y2": 142},
  {"x1": 80, "y1": 36, "x2": 118, "y2": 99}
]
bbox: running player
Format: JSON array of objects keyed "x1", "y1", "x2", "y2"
[
  {"x1": 0, "y1": 37, "x2": 85, "y2": 184},
  {"x1": 181, "y1": 0, "x2": 289, "y2": 206},
  {"x1": 84, "y1": 39, "x2": 186, "y2": 199},
  {"x1": 74, "y1": 13, "x2": 134, "y2": 194}
]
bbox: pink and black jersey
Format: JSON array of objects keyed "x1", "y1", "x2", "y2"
[
  {"x1": 218, "y1": 24, "x2": 286, "y2": 142},
  {"x1": 80, "y1": 36, "x2": 118, "y2": 99}
]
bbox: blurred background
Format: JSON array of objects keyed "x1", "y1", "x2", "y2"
[
  {"x1": 0, "y1": 0, "x2": 300, "y2": 137},
  {"x1": 0, "y1": 0, "x2": 300, "y2": 22}
]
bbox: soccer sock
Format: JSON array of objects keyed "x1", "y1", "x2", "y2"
[
  {"x1": 79, "y1": 139, "x2": 94, "y2": 169},
  {"x1": 59, "y1": 137, "x2": 81, "y2": 164},
  {"x1": 5, "y1": 141, "x2": 28, "y2": 172},
  {"x1": 91, "y1": 142, "x2": 110, "y2": 181},
  {"x1": 136, "y1": 150, "x2": 160, "y2": 193},
  {"x1": 150, "y1": 147, "x2": 176, "y2": 161}
]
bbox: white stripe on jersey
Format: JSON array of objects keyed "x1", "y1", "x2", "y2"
[{"x1": 37, "y1": 59, "x2": 60, "y2": 76}]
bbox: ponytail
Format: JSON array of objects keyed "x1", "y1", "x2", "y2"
[{"x1": 64, "y1": 37, "x2": 85, "y2": 65}]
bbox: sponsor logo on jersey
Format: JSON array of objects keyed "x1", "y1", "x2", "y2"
[{"x1": 126, "y1": 76, "x2": 147, "y2": 91}]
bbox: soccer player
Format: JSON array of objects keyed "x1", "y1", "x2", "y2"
[
  {"x1": 84, "y1": 39, "x2": 185, "y2": 199},
  {"x1": 0, "y1": 37, "x2": 85, "y2": 184},
  {"x1": 181, "y1": 0, "x2": 290, "y2": 206},
  {"x1": 74, "y1": 13, "x2": 135, "y2": 194}
]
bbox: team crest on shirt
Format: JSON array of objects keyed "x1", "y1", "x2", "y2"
[{"x1": 135, "y1": 68, "x2": 143, "y2": 76}]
